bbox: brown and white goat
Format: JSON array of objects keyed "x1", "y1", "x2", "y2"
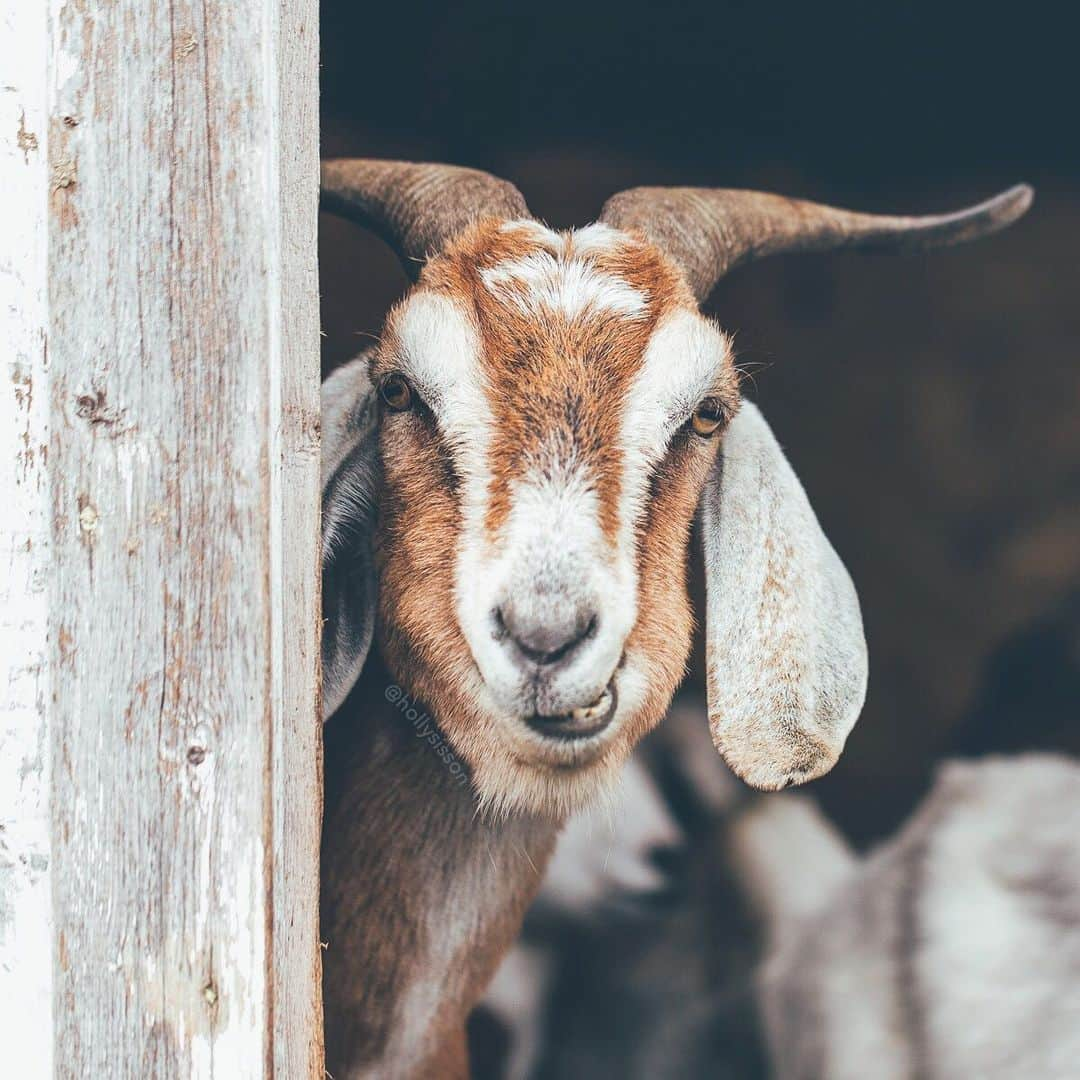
[{"x1": 318, "y1": 160, "x2": 1032, "y2": 1078}]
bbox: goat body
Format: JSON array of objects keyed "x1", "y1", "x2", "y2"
[{"x1": 733, "y1": 755, "x2": 1080, "y2": 1079}]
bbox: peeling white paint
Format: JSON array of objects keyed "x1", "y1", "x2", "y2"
[
  {"x1": 1, "y1": 0, "x2": 322, "y2": 1074},
  {"x1": 0, "y1": 0, "x2": 52, "y2": 1077}
]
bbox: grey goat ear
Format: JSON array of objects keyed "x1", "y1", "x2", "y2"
[
  {"x1": 700, "y1": 402, "x2": 868, "y2": 790},
  {"x1": 321, "y1": 355, "x2": 380, "y2": 721}
]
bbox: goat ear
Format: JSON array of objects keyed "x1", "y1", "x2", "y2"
[
  {"x1": 321, "y1": 355, "x2": 380, "y2": 721},
  {"x1": 700, "y1": 402, "x2": 867, "y2": 790}
]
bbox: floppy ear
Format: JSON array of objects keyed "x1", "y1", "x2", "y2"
[
  {"x1": 700, "y1": 402, "x2": 868, "y2": 790},
  {"x1": 321, "y1": 354, "x2": 380, "y2": 721}
]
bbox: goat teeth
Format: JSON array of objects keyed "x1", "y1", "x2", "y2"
[{"x1": 571, "y1": 688, "x2": 612, "y2": 724}]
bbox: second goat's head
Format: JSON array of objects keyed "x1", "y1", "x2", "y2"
[{"x1": 321, "y1": 160, "x2": 1031, "y2": 816}]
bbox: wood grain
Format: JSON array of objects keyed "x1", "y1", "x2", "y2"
[
  {"x1": 1, "y1": 0, "x2": 323, "y2": 1074},
  {"x1": 1, "y1": 1, "x2": 53, "y2": 1076}
]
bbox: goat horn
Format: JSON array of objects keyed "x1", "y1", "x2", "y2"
[
  {"x1": 600, "y1": 183, "x2": 1034, "y2": 301},
  {"x1": 321, "y1": 159, "x2": 532, "y2": 280}
]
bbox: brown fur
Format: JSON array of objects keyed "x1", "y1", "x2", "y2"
[
  {"x1": 419, "y1": 220, "x2": 697, "y2": 541},
  {"x1": 322, "y1": 661, "x2": 555, "y2": 1077},
  {"x1": 369, "y1": 220, "x2": 738, "y2": 817},
  {"x1": 327, "y1": 219, "x2": 738, "y2": 1075}
]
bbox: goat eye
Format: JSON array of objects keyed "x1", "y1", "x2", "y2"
[
  {"x1": 380, "y1": 374, "x2": 413, "y2": 412},
  {"x1": 691, "y1": 399, "x2": 726, "y2": 437}
]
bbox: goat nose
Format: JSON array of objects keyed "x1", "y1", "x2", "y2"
[{"x1": 495, "y1": 603, "x2": 597, "y2": 666}]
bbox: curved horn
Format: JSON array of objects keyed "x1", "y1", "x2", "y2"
[
  {"x1": 600, "y1": 184, "x2": 1034, "y2": 301},
  {"x1": 321, "y1": 159, "x2": 531, "y2": 280}
]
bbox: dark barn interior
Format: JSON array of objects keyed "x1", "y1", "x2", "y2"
[{"x1": 318, "y1": 1, "x2": 1079, "y2": 1072}]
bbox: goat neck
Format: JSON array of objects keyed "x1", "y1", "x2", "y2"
[{"x1": 321, "y1": 661, "x2": 558, "y2": 1079}]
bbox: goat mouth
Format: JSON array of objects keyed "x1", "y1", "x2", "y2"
[{"x1": 524, "y1": 681, "x2": 618, "y2": 741}]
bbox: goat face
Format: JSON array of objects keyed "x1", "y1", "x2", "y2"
[
  {"x1": 320, "y1": 159, "x2": 1031, "y2": 817},
  {"x1": 372, "y1": 220, "x2": 736, "y2": 815}
]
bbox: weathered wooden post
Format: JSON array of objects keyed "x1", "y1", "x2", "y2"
[{"x1": 1, "y1": 0, "x2": 324, "y2": 1074}]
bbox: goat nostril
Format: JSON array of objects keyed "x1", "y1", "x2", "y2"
[
  {"x1": 497, "y1": 606, "x2": 598, "y2": 666},
  {"x1": 531, "y1": 614, "x2": 595, "y2": 665}
]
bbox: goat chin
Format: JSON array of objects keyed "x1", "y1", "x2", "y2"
[
  {"x1": 470, "y1": 750, "x2": 629, "y2": 823},
  {"x1": 463, "y1": 688, "x2": 662, "y2": 822}
]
